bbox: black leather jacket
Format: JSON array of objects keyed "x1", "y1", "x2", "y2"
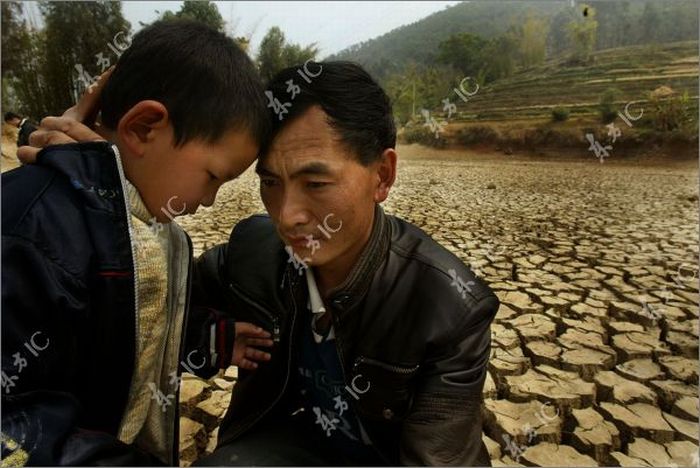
[{"x1": 193, "y1": 205, "x2": 499, "y2": 466}]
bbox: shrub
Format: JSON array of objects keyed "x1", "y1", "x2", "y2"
[
  {"x1": 650, "y1": 90, "x2": 696, "y2": 133},
  {"x1": 455, "y1": 125, "x2": 500, "y2": 145},
  {"x1": 401, "y1": 125, "x2": 448, "y2": 148},
  {"x1": 599, "y1": 88, "x2": 621, "y2": 124},
  {"x1": 551, "y1": 107, "x2": 569, "y2": 122}
]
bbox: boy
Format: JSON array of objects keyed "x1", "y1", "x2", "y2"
[{"x1": 2, "y1": 20, "x2": 271, "y2": 466}]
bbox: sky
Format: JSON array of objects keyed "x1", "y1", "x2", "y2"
[{"x1": 119, "y1": 1, "x2": 462, "y2": 58}]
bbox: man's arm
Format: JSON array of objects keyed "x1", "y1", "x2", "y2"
[
  {"x1": 399, "y1": 294, "x2": 499, "y2": 466},
  {"x1": 184, "y1": 243, "x2": 273, "y2": 378},
  {"x1": 191, "y1": 243, "x2": 230, "y2": 311}
]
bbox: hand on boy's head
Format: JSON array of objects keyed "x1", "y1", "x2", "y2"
[
  {"x1": 17, "y1": 118, "x2": 105, "y2": 164},
  {"x1": 17, "y1": 67, "x2": 113, "y2": 164},
  {"x1": 67, "y1": 66, "x2": 113, "y2": 126}
]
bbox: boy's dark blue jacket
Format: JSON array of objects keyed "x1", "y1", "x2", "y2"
[{"x1": 1, "y1": 142, "x2": 232, "y2": 466}]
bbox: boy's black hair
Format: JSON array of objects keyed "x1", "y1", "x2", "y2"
[
  {"x1": 4, "y1": 112, "x2": 21, "y2": 122},
  {"x1": 262, "y1": 61, "x2": 396, "y2": 166},
  {"x1": 100, "y1": 20, "x2": 269, "y2": 148}
]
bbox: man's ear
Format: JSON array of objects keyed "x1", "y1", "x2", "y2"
[
  {"x1": 373, "y1": 148, "x2": 397, "y2": 203},
  {"x1": 117, "y1": 100, "x2": 169, "y2": 157}
]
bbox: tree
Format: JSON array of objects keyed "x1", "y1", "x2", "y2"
[
  {"x1": 158, "y1": 1, "x2": 224, "y2": 32},
  {"x1": 384, "y1": 63, "x2": 459, "y2": 124},
  {"x1": 40, "y1": 2, "x2": 131, "y2": 113},
  {"x1": 517, "y1": 14, "x2": 549, "y2": 68},
  {"x1": 384, "y1": 63, "x2": 420, "y2": 123},
  {"x1": 257, "y1": 27, "x2": 285, "y2": 84},
  {"x1": 436, "y1": 31, "x2": 516, "y2": 86},
  {"x1": 481, "y1": 35, "x2": 518, "y2": 82},
  {"x1": 1, "y1": 2, "x2": 48, "y2": 119},
  {"x1": 599, "y1": 87, "x2": 621, "y2": 124},
  {"x1": 594, "y1": 1, "x2": 632, "y2": 50},
  {"x1": 639, "y1": 2, "x2": 660, "y2": 44},
  {"x1": 437, "y1": 33, "x2": 486, "y2": 77},
  {"x1": 2, "y1": 2, "x2": 129, "y2": 119},
  {"x1": 256, "y1": 27, "x2": 318, "y2": 83},
  {"x1": 157, "y1": 2, "x2": 254, "y2": 55},
  {"x1": 2, "y1": 2, "x2": 26, "y2": 74},
  {"x1": 567, "y1": 4, "x2": 597, "y2": 65}
]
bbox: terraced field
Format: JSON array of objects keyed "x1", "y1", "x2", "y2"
[{"x1": 444, "y1": 41, "x2": 699, "y2": 123}]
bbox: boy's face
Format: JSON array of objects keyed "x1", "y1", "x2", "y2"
[
  {"x1": 126, "y1": 126, "x2": 259, "y2": 222},
  {"x1": 257, "y1": 106, "x2": 388, "y2": 269}
]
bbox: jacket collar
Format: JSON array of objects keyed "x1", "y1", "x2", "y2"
[
  {"x1": 317, "y1": 204, "x2": 391, "y2": 316},
  {"x1": 37, "y1": 141, "x2": 125, "y2": 214},
  {"x1": 124, "y1": 179, "x2": 154, "y2": 225}
]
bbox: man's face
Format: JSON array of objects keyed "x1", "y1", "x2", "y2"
[
  {"x1": 7, "y1": 117, "x2": 21, "y2": 127},
  {"x1": 129, "y1": 126, "x2": 259, "y2": 222},
  {"x1": 257, "y1": 106, "x2": 382, "y2": 268}
]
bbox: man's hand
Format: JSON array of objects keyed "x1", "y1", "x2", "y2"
[
  {"x1": 17, "y1": 67, "x2": 113, "y2": 164},
  {"x1": 233, "y1": 322, "x2": 273, "y2": 370}
]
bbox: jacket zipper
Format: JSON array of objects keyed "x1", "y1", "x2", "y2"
[
  {"x1": 332, "y1": 313, "x2": 392, "y2": 465},
  {"x1": 228, "y1": 281, "x2": 280, "y2": 342},
  {"x1": 355, "y1": 356, "x2": 420, "y2": 374},
  {"x1": 219, "y1": 268, "x2": 297, "y2": 444},
  {"x1": 171, "y1": 234, "x2": 194, "y2": 465},
  {"x1": 111, "y1": 144, "x2": 141, "y2": 434}
]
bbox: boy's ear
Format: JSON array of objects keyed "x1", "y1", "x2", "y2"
[{"x1": 117, "y1": 100, "x2": 170, "y2": 156}]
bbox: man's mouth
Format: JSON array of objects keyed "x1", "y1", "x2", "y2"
[{"x1": 286, "y1": 235, "x2": 317, "y2": 248}]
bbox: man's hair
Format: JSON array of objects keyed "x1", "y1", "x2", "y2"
[
  {"x1": 263, "y1": 61, "x2": 396, "y2": 166},
  {"x1": 4, "y1": 112, "x2": 21, "y2": 122},
  {"x1": 100, "y1": 20, "x2": 269, "y2": 148}
]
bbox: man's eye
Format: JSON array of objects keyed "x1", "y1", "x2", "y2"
[
  {"x1": 261, "y1": 179, "x2": 278, "y2": 188},
  {"x1": 307, "y1": 182, "x2": 328, "y2": 189}
]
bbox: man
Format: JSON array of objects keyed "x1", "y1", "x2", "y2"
[
  {"x1": 20, "y1": 61, "x2": 499, "y2": 466},
  {"x1": 4, "y1": 112, "x2": 38, "y2": 148},
  {"x1": 192, "y1": 61, "x2": 500, "y2": 466}
]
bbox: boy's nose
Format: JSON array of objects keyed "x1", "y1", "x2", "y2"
[{"x1": 201, "y1": 189, "x2": 218, "y2": 208}]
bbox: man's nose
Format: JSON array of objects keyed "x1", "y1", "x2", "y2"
[{"x1": 278, "y1": 190, "x2": 311, "y2": 231}]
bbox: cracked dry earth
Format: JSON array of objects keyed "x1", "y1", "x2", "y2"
[{"x1": 176, "y1": 147, "x2": 699, "y2": 467}]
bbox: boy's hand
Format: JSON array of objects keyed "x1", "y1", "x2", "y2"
[
  {"x1": 17, "y1": 67, "x2": 113, "y2": 164},
  {"x1": 233, "y1": 322, "x2": 273, "y2": 370}
]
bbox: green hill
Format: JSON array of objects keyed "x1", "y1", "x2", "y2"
[
  {"x1": 329, "y1": 0, "x2": 698, "y2": 82},
  {"x1": 328, "y1": 1, "x2": 567, "y2": 80}
]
